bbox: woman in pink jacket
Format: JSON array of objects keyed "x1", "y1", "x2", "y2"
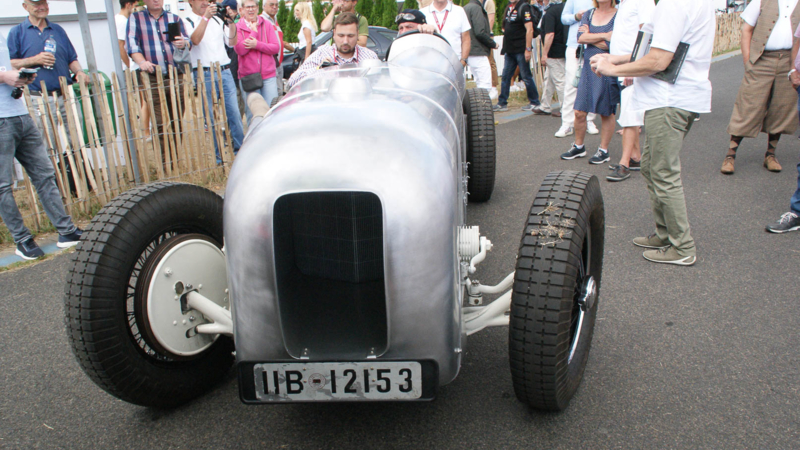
[{"x1": 236, "y1": 0, "x2": 280, "y2": 121}]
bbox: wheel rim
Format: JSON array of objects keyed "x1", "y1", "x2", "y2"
[
  {"x1": 568, "y1": 230, "x2": 596, "y2": 364},
  {"x1": 128, "y1": 231, "x2": 225, "y2": 361}
]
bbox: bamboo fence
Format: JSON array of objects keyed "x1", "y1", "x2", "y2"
[
  {"x1": 1, "y1": 63, "x2": 235, "y2": 242},
  {"x1": 714, "y1": 12, "x2": 743, "y2": 56}
]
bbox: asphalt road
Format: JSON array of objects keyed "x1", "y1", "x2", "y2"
[{"x1": 2, "y1": 57, "x2": 799, "y2": 449}]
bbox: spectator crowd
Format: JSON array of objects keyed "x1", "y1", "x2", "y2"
[{"x1": 1, "y1": 0, "x2": 800, "y2": 266}]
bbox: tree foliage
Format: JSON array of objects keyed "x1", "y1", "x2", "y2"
[
  {"x1": 382, "y1": 0, "x2": 399, "y2": 28},
  {"x1": 493, "y1": 0, "x2": 509, "y2": 35},
  {"x1": 401, "y1": 0, "x2": 419, "y2": 10},
  {"x1": 312, "y1": 0, "x2": 326, "y2": 27}
]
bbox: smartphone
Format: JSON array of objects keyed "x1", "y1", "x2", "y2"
[{"x1": 166, "y1": 22, "x2": 182, "y2": 42}]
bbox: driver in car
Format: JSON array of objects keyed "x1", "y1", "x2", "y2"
[
  {"x1": 396, "y1": 9, "x2": 437, "y2": 36},
  {"x1": 286, "y1": 12, "x2": 378, "y2": 89}
]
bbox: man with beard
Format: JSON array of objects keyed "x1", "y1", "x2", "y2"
[{"x1": 286, "y1": 13, "x2": 377, "y2": 89}]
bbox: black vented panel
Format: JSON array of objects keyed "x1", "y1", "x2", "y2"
[{"x1": 274, "y1": 192, "x2": 384, "y2": 283}]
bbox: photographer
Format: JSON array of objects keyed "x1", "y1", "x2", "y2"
[
  {"x1": 8, "y1": 0, "x2": 89, "y2": 144},
  {"x1": 127, "y1": 0, "x2": 190, "y2": 165},
  {"x1": 1, "y1": 32, "x2": 82, "y2": 260},
  {"x1": 184, "y1": 0, "x2": 244, "y2": 162}
]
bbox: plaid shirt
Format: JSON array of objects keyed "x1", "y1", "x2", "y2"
[
  {"x1": 127, "y1": 8, "x2": 189, "y2": 73},
  {"x1": 286, "y1": 44, "x2": 378, "y2": 90}
]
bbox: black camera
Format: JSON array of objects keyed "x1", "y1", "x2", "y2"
[
  {"x1": 10, "y1": 68, "x2": 39, "y2": 99},
  {"x1": 213, "y1": 3, "x2": 230, "y2": 23}
]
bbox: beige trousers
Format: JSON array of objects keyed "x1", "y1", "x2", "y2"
[{"x1": 727, "y1": 49, "x2": 798, "y2": 138}]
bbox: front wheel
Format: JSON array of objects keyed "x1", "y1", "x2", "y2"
[
  {"x1": 64, "y1": 182, "x2": 234, "y2": 408},
  {"x1": 509, "y1": 171, "x2": 605, "y2": 411}
]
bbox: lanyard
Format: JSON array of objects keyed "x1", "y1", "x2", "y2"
[{"x1": 432, "y1": 9, "x2": 449, "y2": 33}]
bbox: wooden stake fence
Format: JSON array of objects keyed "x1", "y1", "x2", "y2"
[{"x1": 3, "y1": 66, "x2": 234, "y2": 239}]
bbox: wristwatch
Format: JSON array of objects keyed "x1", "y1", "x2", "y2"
[
  {"x1": 460, "y1": 58, "x2": 467, "y2": 66},
  {"x1": 526, "y1": 47, "x2": 532, "y2": 51}
]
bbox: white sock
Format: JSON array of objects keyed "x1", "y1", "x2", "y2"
[
  {"x1": 575, "y1": 143, "x2": 584, "y2": 149},
  {"x1": 598, "y1": 147, "x2": 608, "y2": 153}
]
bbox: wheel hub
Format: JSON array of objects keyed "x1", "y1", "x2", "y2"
[
  {"x1": 577, "y1": 276, "x2": 597, "y2": 312},
  {"x1": 140, "y1": 235, "x2": 229, "y2": 358}
]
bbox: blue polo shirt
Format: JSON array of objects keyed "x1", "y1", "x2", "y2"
[
  {"x1": 1, "y1": 33, "x2": 29, "y2": 118},
  {"x1": 7, "y1": 18, "x2": 79, "y2": 93}
]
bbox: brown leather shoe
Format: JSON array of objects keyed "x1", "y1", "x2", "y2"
[
  {"x1": 764, "y1": 155, "x2": 782, "y2": 172},
  {"x1": 721, "y1": 156, "x2": 735, "y2": 174}
]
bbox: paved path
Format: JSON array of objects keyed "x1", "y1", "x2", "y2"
[{"x1": 1, "y1": 56, "x2": 799, "y2": 449}]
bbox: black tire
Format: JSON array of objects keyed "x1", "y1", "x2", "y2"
[
  {"x1": 463, "y1": 88, "x2": 496, "y2": 203},
  {"x1": 509, "y1": 171, "x2": 604, "y2": 411},
  {"x1": 64, "y1": 182, "x2": 234, "y2": 408}
]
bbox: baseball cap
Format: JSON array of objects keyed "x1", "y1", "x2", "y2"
[
  {"x1": 395, "y1": 9, "x2": 426, "y2": 25},
  {"x1": 220, "y1": 0, "x2": 238, "y2": 11}
]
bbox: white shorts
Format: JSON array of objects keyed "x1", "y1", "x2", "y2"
[{"x1": 617, "y1": 83, "x2": 644, "y2": 128}]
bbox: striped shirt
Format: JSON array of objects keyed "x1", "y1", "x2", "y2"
[
  {"x1": 127, "y1": 8, "x2": 190, "y2": 73},
  {"x1": 286, "y1": 44, "x2": 378, "y2": 90}
]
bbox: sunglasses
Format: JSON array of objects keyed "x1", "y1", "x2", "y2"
[{"x1": 395, "y1": 13, "x2": 418, "y2": 23}]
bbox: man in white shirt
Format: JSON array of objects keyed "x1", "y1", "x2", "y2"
[
  {"x1": 183, "y1": 0, "x2": 244, "y2": 162},
  {"x1": 723, "y1": 0, "x2": 800, "y2": 175},
  {"x1": 592, "y1": 0, "x2": 714, "y2": 266},
  {"x1": 605, "y1": 0, "x2": 655, "y2": 182},
  {"x1": 116, "y1": 0, "x2": 138, "y2": 71},
  {"x1": 420, "y1": 0, "x2": 472, "y2": 67}
]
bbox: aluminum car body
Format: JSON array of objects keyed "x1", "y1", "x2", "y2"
[{"x1": 224, "y1": 34, "x2": 470, "y2": 387}]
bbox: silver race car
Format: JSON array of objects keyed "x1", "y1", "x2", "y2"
[{"x1": 64, "y1": 33, "x2": 604, "y2": 412}]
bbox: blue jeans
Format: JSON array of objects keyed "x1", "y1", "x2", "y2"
[
  {"x1": 498, "y1": 52, "x2": 540, "y2": 106},
  {"x1": 240, "y1": 76, "x2": 278, "y2": 125},
  {"x1": 793, "y1": 86, "x2": 800, "y2": 214},
  {"x1": 0, "y1": 115, "x2": 76, "y2": 243},
  {"x1": 194, "y1": 68, "x2": 245, "y2": 163}
]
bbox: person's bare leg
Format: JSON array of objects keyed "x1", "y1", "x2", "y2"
[
  {"x1": 631, "y1": 127, "x2": 641, "y2": 162},
  {"x1": 599, "y1": 114, "x2": 615, "y2": 150},
  {"x1": 140, "y1": 91, "x2": 151, "y2": 138},
  {"x1": 619, "y1": 126, "x2": 637, "y2": 167},
  {"x1": 574, "y1": 110, "x2": 587, "y2": 147}
]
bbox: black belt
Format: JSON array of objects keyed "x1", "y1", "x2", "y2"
[
  {"x1": 30, "y1": 88, "x2": 62, "y2": 96},
  {"x1": 192, "y1": 64, "x2": 231, "y2": 72}
]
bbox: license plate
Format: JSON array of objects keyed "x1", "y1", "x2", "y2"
[{"x1": 253, "y1": 362, "x2": 422, "y2": 401}]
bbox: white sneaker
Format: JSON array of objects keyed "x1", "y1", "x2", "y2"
[
  {"x1": 510, "y1": 85, "x2": 521, "y2": 93},
  {"x1": 587, "y1": 121, "x2": 599, "y2": 135},
  {"x1": 555, "y1": 125, "x2": 574, "y2": 138},
  {"x1": 514, "y1": 81, "x2": 525, "y2": 90},
  {"x1": 488, "y1": 87, "x2": 498, "y2": 100}
]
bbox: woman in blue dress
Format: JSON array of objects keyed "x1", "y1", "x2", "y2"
[{"x1": 560, "y1": 0, "x2": 620, "y2": 164}]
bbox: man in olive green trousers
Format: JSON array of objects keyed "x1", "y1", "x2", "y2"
[{"x1": 591, "y1": 0, "x2": 714, "y2": 265}]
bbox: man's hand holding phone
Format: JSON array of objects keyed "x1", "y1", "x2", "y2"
[{"x1": 2, "y1": 69, "x2": 37, "y2": 88}]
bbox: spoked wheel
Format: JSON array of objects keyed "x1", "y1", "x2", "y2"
[
  {"x1": 64, "y1": 182, "x2": 234, "y2": 408},
  {"x1": 509, "y1": 171, "x2": 604, "y2": 412}
]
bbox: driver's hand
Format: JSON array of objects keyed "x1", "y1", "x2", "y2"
[{"x1": 419, "y1": 24, "x2": 436, "y2": 34}]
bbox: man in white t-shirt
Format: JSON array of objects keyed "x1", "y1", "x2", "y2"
[
  {"x1": 723, "y1": 0, "x2": 800, "y2": 175},
  {"x1": 183, "y1": 0, "x2": 244, "y2": 162},
  {"x1": 420, "y1": 0, "x2": 472, "y2": 66},
  {"x1": 605, "y1": 0, "x2": 655, "y2": 182},
  {"x1": 591, "y1": 0, "x2": 714, "y2": 266},
  {"x1": 115, "y1": 0, "x2": 138, "y2": 71}
]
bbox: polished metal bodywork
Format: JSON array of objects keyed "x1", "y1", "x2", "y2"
[{"x1": 225, "y1": 34, "x2": 469, "y2": 386}]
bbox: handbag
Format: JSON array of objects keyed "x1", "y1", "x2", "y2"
[
  {"x1": 571, "y1": 9, "x2": 593, "y2": 88},
  {"x1": 173, "y1": 45, "x2": 191, "y2": 75},
  {"x1": 241, "y1": 22, "x2": 265, "y2": 92}
]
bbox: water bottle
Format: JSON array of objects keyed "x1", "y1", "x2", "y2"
[{"x1": 44, "y1": 37, "x2": 56, "y2": 70}]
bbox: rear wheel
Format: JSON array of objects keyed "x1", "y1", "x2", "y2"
[
  {"x1": 509, "y1": 171, "x2": 604, "y2": 411},
  {"x1": 463, "y1": 88, "x2": 496, "y2": 203},
  {"x1": 64, "y1": 182, "x2": 234, "y2": 408}
]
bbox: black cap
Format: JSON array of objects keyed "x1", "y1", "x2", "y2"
[
  {"x1": 396, "y1": 9, "x2": 427, "y2": 25},
  {"x1": 220, "y1": 0, "x2": 238, "y2": 11}
]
